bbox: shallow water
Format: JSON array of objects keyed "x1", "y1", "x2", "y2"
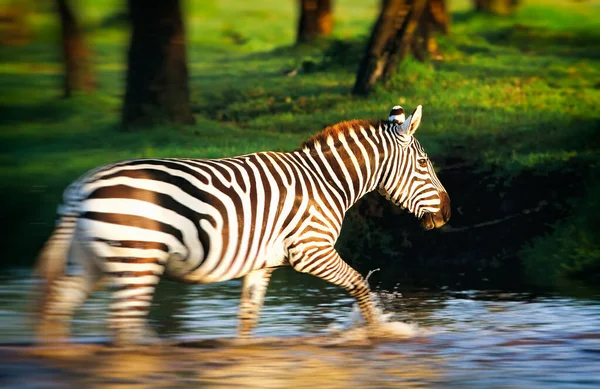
[{"x1": 1, "y1": 268, "x2": 599, "y2": 388}]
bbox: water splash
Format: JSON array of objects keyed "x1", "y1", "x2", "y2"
[
  {"x1": 333, "y1": 295, "x2": 424, "y2": 338},
  {"x1": 326, "y1": 270, "x2": 427, "y2": 342}
]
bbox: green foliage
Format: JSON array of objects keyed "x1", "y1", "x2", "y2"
[
  {"x1": 0, "y1": 0, "x2": 598, "y2": 280},
  {"x1": 521, "y1": 168, "x2": 600, "y2": 286}
]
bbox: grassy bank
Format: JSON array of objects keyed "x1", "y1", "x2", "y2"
[{"x1": 1, "y1": 0, "x2": 598, "y2": 285}]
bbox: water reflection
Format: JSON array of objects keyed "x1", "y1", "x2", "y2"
[
  {"x1": 11, "y1": 342, "x2": 444, "y2": 389},
  {"x1": 0, "y1": 268, "x2": 599, "y2": 388}
]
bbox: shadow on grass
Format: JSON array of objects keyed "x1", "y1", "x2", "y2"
[
  {"x1": 0, "y1": 99, "x2": 80, "y2": 127},
  {"x1": 92, "y1": 11, "x2": 129, "y2": 31},
  {"x1": 190, "y1": 39, "x2": 368, "y2": 130},
  {"x1": 481, "y1": 24, "x2": 600, "y2": 60},
  {"x1": 0, "y1": 42, "x2": 61, "y2": 64},
  {"x1": 244, "y1": 39, "x2": 365, "y2": 72},
  {"x1": 434, "y1": 60, "x2": 580, "y2": 84},
  {"x1": 192, "y1": 80, "x2": 348, "y2": 131}
]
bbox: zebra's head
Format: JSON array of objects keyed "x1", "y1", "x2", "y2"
[{"x1": 378, "y1": 105, "x2": 451, "y2": 230}]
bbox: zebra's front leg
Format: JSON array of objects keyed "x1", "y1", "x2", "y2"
[
  {"x1": 237, "y1": 268, "x2": 274, "y2": 338},
  {"x1": 290, "y1": 245, "x2": 381, "y2": 329}
]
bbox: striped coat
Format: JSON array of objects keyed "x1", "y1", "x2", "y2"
[{"x1": 36, "y1": 105, "x2": 450, "y2": 345}]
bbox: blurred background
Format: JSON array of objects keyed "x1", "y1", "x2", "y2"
[{"x1": 0, "y1": 0, "x2": 599, "y2": 387}]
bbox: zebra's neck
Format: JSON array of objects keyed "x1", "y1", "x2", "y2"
[{"x1": 294, "y1": 120, "x2": 397, "y2": 212}]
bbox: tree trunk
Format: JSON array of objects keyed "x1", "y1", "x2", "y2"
[
  {"x1": 297, "y1": 0, "x2": 333, "y2": 44},
  {"x1": 411, "y1": 0, "x2": 449, "y2": 61},
  {"x1": 353, "y1": 0, "x2": 430, "y2": 96},
  {"x1": 474, "y1": 0, "x2": 519, "y2": 15},
  {"x1": 121, "y1": 0, "x2": 195, "y2": 129},
  {"x1": 381, "y1": 0, "x2": 427, "y2": 80},
  {"x1": 428, "y1": 0, "x2": 449, "y2": 34},
  {"x1": 56, "y1": 0, "x2": 94, "y2": 97}
]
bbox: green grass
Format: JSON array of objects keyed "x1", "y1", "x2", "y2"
[{"x1": 1, "y1": 0, "x2": 599, "y2": 274}]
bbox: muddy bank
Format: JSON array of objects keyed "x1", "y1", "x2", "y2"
[{"x1": 340, "y1": 160, "x2": 589, "y2": 289}]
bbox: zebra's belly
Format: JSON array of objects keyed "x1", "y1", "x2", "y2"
[{"x1": 170, "y1": 241, "x2": 288, "y2": 284}]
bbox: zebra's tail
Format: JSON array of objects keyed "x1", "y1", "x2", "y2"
[{"x1": 33, "y1": 213, "x2": 78, "y2": 322}]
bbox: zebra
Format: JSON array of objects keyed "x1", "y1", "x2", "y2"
[{"x1": 35, "y1": 104, "x2": 450, "y2": 345}]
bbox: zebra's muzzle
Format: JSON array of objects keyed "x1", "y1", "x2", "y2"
[
  {"x1": 421, "y1": 192, "x2": 451, "y2": 230},
  {"x1": 421, "y1": 212, "x2": 435, "y2": 230}
]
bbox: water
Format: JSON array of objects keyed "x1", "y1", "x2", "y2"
[{"x1": 1, "y1": 268, "x2": 599, "y2": 388}]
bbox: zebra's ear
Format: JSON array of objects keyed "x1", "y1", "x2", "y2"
[
  {"x1": 399, "y1": 105, "x2": 422, "y2": 136},
  {"x1": 388, "y1": 105, "x2": 405, "y2": 123}
]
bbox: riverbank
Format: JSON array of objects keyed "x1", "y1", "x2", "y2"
[{"x1": 0, "y1": 0, "x2": 598, "y2": 287}]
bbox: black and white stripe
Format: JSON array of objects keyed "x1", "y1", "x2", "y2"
[{"x1": 36, "y1": 105, "x2": 450, "y2": 344}]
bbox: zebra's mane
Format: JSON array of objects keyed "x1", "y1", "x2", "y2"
[{"x1": 298, "y1": 119, "x2": 382, "y2": 151}]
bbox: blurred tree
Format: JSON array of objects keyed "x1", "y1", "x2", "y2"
[
  {"x1": 0, "y1": 2, "x2": 31, "y2": 46},
  {"x1": 122, "y1": 0, "x2": 195, "y2": 129},
  {"x1": 352, "y1": 0, "x2": 448, "y2": 96},
  {"x1": 297, "y1": 0, "x2": 333, "y2": 44},
  {"x1": 56, "y1": 0, "x2": 94, "y2": 97},
  {"x1": 412, "y1": 0, "x2": 448, "y2": 61},
  {"x1": 474, "y1": 0, "x2": 519, "y2": 15}
]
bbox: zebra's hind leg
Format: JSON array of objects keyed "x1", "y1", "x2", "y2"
[
  {"x1": 237, "y1": 268, "x2": 274, "y2": 338},
  {"x1": 38, "y1": 242, "x2": 102, "y2": 343},
  {"x1": 105, "y1": 257, "x2": 165, "y2": 346},
  {"x1": 290, "y1": 246, "x2": 381, "y2": 329}
]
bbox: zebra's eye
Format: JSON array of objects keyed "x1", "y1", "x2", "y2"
[{"x1": 418, "y1": 158, "x2": 428, "y2": 168}]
